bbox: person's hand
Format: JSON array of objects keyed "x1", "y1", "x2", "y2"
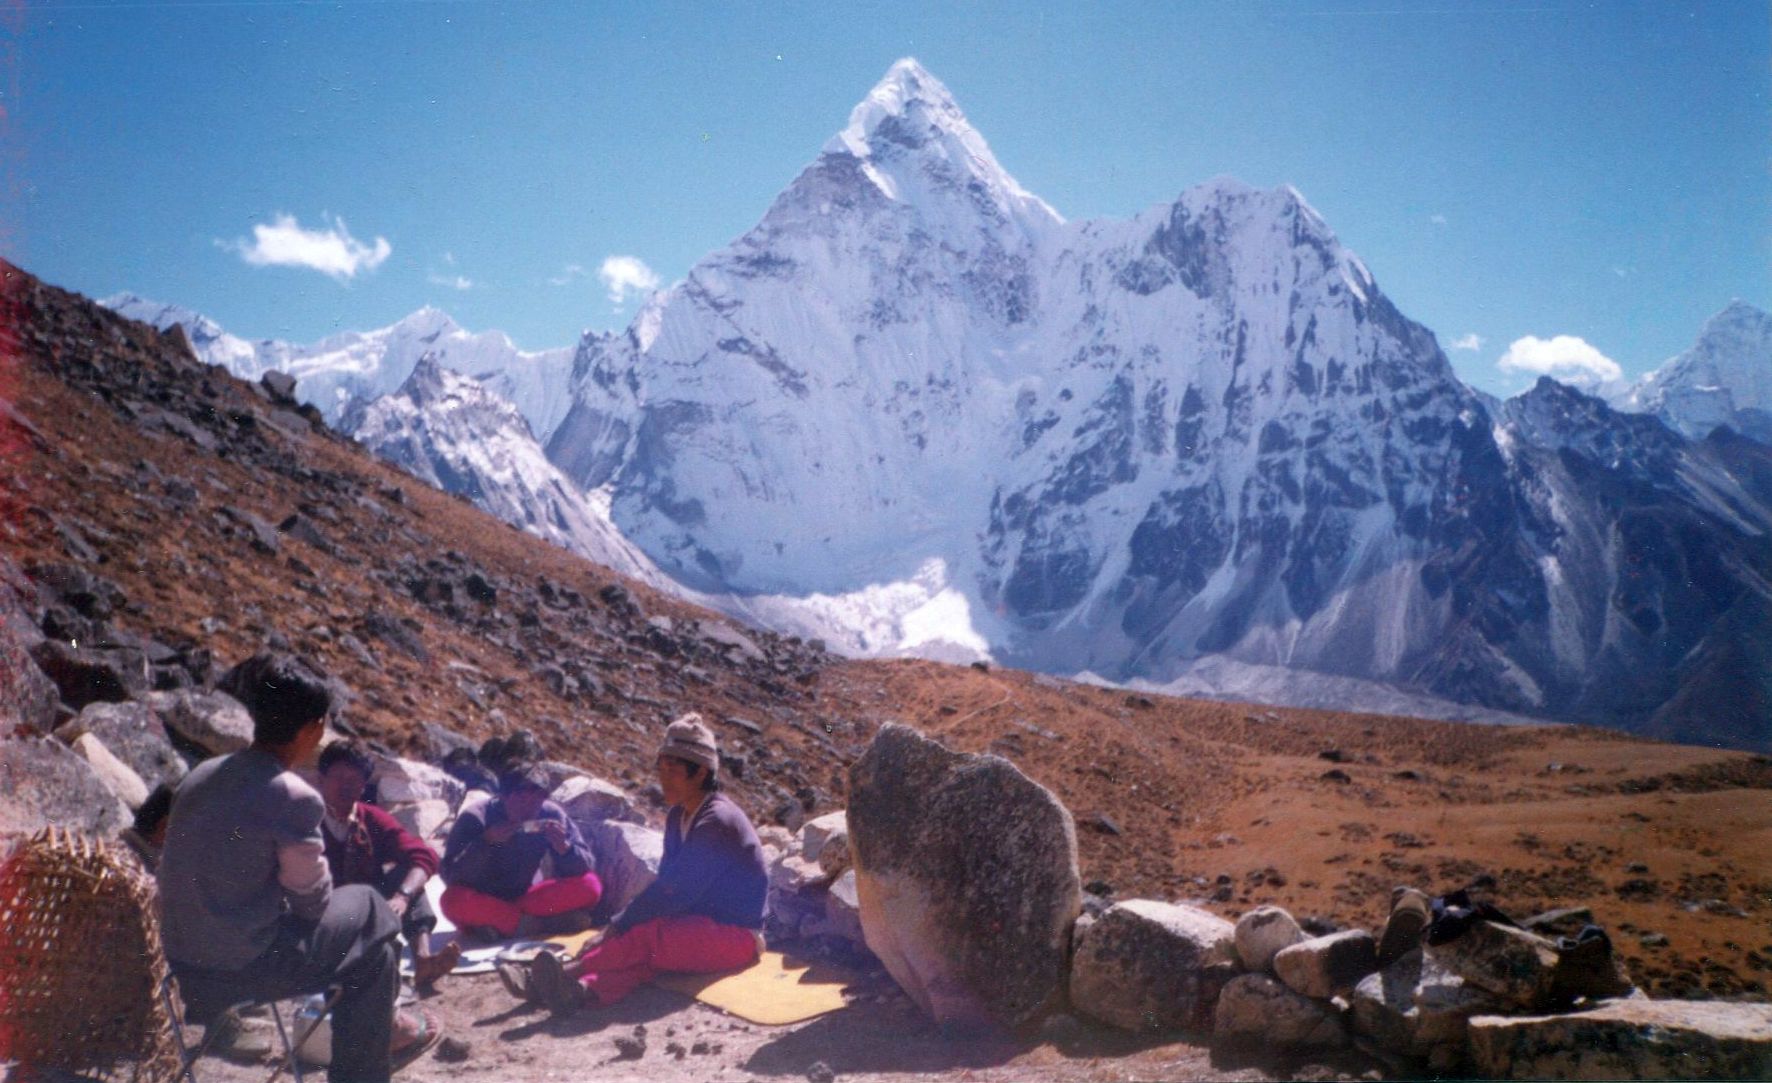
[
  {"x1": 484, "y1": 820, "x2": 519, "y2": 845},
  {"x1": 387, "y1": 893, "x2": 410, "y2": 920},
  {"x1": 541, "y1": 819, "x2": 569, "y2": 853}
]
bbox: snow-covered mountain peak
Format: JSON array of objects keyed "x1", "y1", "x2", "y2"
[
  {"x1": 818, "y1": 57, "x2": 1061, "y2": 235},
  {"x1": 1619, "y1": 299, "x2": 1772, "y2": 442}
]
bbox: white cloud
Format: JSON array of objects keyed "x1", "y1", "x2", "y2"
[
  {"x1": 598, "y1": 255, "x2": 660, "y2": 305},
  {"x1": 1449, "y1": 333, "x2": 1483, "y2": 352},
  {"x1": 1496, "y1": 334, "x2": 1623, "y2": 391},
  {"x1": 428, "y1": 272, "x2": 473, "y2": 291},
  {"x1": 549, "y1": 263, "x2": 587, "y2": 287},
  {"x1": 1429, "y1": 213, "x2": 1448, "y2": 226},
  {"x1": 226, "y1": 213, "x2": 390, "y2": 281}
]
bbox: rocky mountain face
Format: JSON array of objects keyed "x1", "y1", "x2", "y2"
[
  {"x1": 1616, "y1": 301, "x2": 1772, "y2": 445},
  {"x1": 539, "y1": 60, "x2": 1771, "y2": 748}
]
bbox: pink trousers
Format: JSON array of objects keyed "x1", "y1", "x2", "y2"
[
  {"x1": 573, "y1": 915, "x2": 760, "y2": 1005},
  {"x1": 439, "y1": 872, "x2": 603, "y2": 937}
]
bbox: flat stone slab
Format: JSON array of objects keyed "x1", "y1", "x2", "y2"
[{"x1": 1469, "y1": 998, "x2": 1772, "y2": 1080}]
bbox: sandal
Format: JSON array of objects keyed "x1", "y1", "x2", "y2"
[{"x1": 390, "y1": 1006, "x2": 443, "y2": 1073}]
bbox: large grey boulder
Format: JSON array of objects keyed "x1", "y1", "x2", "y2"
[
  {"x1": 1235, "y1": 905, "x2": 1306, "y2": 974},
  {"x1": 801, "y1": 868, "x2": 866, "y2": 950},
  {"x1": 29, "y1": 640, "x2": 149, "y2": 710},
  {"x1": 1274, "y1": 928, "x2": 1378, "y2": 998},
  {"x1": 1415, "y1": 949, "x2": 1508, "y2": 1073},
  {"x1": 1213, "y1": 973, "x2": 1348, "y2": 1051},
  {"x1": 1070, "y1": 899, "x2": 1235, "y2": 1032},
  {"x1": 0, "y1": 737, "x2": 130, "y2": 837},
  {"x1": 145, "y1": 689, "x2": 253, "y2": 756},
  {"x1": 553, "y1": 774, "x2": 643, "y2": 826},
  {"x1": 1426, "y1": 920, "x2": 1559, "y2": 1009},
  {"x1": 1468, "y1": 998, "x2": 1772, "y2": 1080},
  {"x1": 848, "y1": 723, "x2": 1080, "y2": 1029},
  {"x1": 587, "y1": 819, "x2": 663, "y2": 920},
  {"x1": 59, "y1": 700, "x2": 188, "y2": 792}
]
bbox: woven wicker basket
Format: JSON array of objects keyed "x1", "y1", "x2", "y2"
[{"x1": 0, "y1": 826, "x2": 183, "y2": 1082}]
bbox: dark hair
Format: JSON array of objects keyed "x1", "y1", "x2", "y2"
[
  {"x1": 133, "y1": 783, "x2": 176, "y2": 836},
  {"x1": 498, "y1": 761, "x2": 551, "y2": 797},
  {"x1": 663, "y1": 754, "x2": 721, "y2": 793},
  {"x1": 318, "y1": 738, "x2": 375, "y2": 778},
  {"x1": 218, "y1": 652, "x2": 332, "y2": 746}
]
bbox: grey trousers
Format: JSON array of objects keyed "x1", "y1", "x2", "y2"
[{"x1": 172, "y1": 884, "x2": 401, "y2": 1083}]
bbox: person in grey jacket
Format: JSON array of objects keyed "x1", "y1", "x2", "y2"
[{"x1": 158, "y1": 652, "x2": 437, "y2": 1082}]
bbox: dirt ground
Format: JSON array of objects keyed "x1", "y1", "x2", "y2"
[{"x1": 189, "y1": 969, "x2": 1382, "y2": 1083}]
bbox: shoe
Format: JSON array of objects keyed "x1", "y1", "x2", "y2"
[
  {"x1": 414, "y1": 941, "x2": 463, "y2": 988},
  {"x1": 1549, "y1": 924, "x2": 1634, "y2": 1004},
  {"x1": 495, "y1": 959, "x2": 535, "y2": 1002},
  {"x1": 390, "y1": 1007, "x2": 444, "y2": 1073},
  {"x1": 1376, "y1": 886, "x2": 1431, "y2": 966},
  {"x1": 530, "y1": 950, "x2": 587, "y2": 1014}
]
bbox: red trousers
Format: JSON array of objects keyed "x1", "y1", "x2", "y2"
[
  {"x1": 439, "y1": 873, "x2": 602, "y2": 937},
  {"x1": 573, "y1": 915, "x2": 759, "y2": 1005}
]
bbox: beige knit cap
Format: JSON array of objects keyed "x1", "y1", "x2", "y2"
[{"x1": 658, "y1": 713, "x2": 719, "y2": 772}]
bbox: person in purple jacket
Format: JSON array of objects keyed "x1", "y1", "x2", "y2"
[
  {"x1": 524, "y1": 715, "x2": 767, "y2": 1012},
  {"x1": 438, "y1": 762, "x2": 602, "y2": 940}
]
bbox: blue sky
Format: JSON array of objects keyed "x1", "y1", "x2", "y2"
[{"x1": 8, "y1": 0, "x2": 1768, "y2": 396}]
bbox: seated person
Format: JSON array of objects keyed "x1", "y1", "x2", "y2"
[
  {"x1": 439, "y1": 761, "x2": 601, "y2": 939},
  {"x1": 523, "y1": 716, "x2": 767, "y2": 1012},
  {"x1": 315, "y1": 739, "x2": 462, "y2": 987},
  {"x1": 158, "y1": 652, "x2": 437, "y2": 1083},
  {"x1": 119, "y1": 781, "x2": 176, "y2": 873}
]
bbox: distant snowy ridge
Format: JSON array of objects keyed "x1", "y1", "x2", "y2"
[{"x1": 101, "y1": 293, "x2": 577, "y2": 443}]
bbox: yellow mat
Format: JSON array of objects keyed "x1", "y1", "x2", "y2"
[
  {"x1": 654, "y1": 951, "x2": 856, "y2": 1025},
  {"x1": 541, "y1": 930, "x2": 856, "y2": 1025}
]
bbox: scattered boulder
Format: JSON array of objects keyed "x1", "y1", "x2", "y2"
[
  {"x1": 1235, "y1": 904, "x2": 1306, "y2": 974},
  {"x1": 374, "y1": 755, "x2": 465, "y2": 811},
  {"x1": 29, "y1": 640, "x2": 147, "y2": 710},
  {"x1": 801, "y1": 868, "x2": 866, "y2": 949},
  {"x1": 1468, "y1": 998, "x2": 1772, "y2": 1080},
  {"x1": 587, "y1": 819, "x2": 664, "y2": 920},
  {"x1": 1274, "y1": 928, "x2": 1379, "y2": 998},
  {"x1": 1214, "y1": 973, "x2": 1348, "y2": 1051},
  {"x1": 59, "y1": 700, "x2": 188, "y2": 792},
  {"x1": 801, "y1": 809, "x2": 850, "y2": 875},
  {"x1": 70, "y1": 732, "x2": 151, "y2": 809},
  {"x1": 1349, "y1": 949, "x2": 1425, "y2": 1057},
  {"x1": 553, "y1": 775, "x2": 643, "y2": 826},
  {"x1": 847, "y1": 724, "x2": 1080, "y2": 1029},
  {"x1": 390, "y1": 799, "x2": 452, "y2": 844},
  {"x1": 145, "y1": 689, "x2": 253, "y2": 756},
  {"x1": 1426, "y1": 921, "x2": 1559, "y2": 1009},
  {"x1": 0, "y1": 557, "x2": 56, "y2": 735},
  {"x1": 1070, "y1": 900, "x2": 1235, "y2": 1032},
  {"x1": 0, "y1": 737, "x2": 130, "y2": 837}
]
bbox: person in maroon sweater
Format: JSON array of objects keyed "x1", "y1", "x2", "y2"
[
  {"x1": 522, "y1": 715, "x2": 766, "y2": 1013},
  {"x1": 316, "y1": 740, "x2": 462, "y2": 987}
]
